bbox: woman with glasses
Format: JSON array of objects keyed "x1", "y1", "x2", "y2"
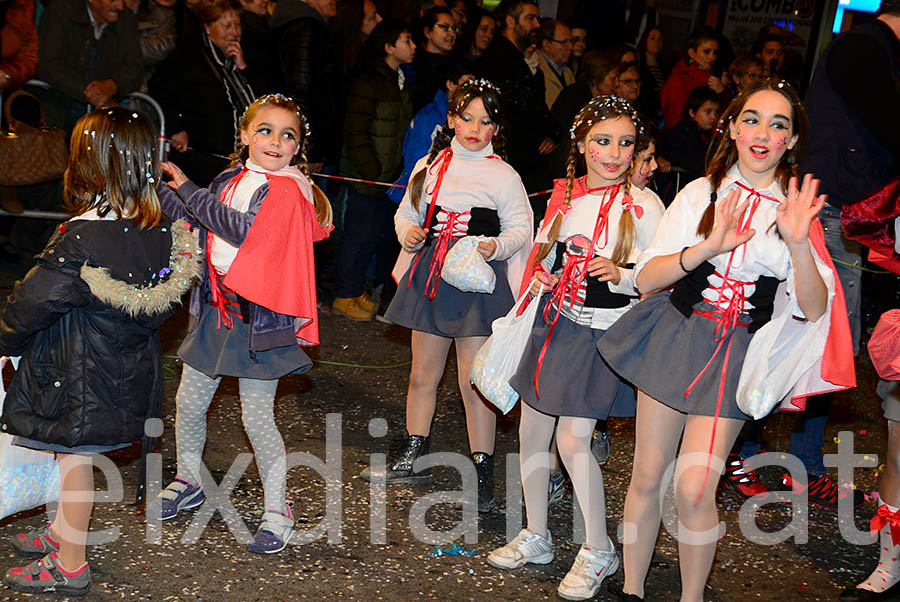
[{"x1": 411, "y1": 6, "x2": 459, "y2": 112}]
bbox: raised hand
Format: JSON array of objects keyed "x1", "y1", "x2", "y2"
[
  {"x1": 587, "y1": 255, "x2": 621, "y2": 284},
  {"x1": 160, "y1": 161, "x2": 189, "y2": 190},
  {"x1": 706, "y1": 188, "x2": 756, "y2": 255},
  {"x1": 776, "y1": 174, "x2": 826, "y2": 249}
]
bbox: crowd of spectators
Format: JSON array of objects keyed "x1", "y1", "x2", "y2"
[{"x1": 0, "y1": 0, "x2": 843, "y2": 301}]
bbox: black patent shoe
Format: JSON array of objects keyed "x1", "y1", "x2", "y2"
[
  {"x1": 472, "y1": 451, "x2": 495, "y2": 513},
  {"x1": 840, "y1": 582, "x2": 900, "y2": 601},
  {"x1": 360, "y1": 432, "x2": 432, "y2": 484}
]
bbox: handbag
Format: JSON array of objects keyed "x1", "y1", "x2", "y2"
[
  {"x1": 441, "y1": 236, "x2": 496, "y2": 293},
  {"x1": 0, "y1": 357, "x2": 60, "y2": 520},
  {"x1": 470, "y1": 285, "x2": 543, "y2": 414},
  {"x1": 0, "y1": 90, "x2": 69, "y2": 186}
]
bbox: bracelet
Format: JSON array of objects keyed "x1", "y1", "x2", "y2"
[{"x1": 678, "y1": 246, "x2": 690, "y2": 273}]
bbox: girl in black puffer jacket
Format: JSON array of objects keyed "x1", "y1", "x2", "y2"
[{"x1": 0, "y1": 107, "x2": 201, "y2": 597}]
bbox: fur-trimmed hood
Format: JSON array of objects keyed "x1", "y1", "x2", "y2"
[{"x1": 80, "y1": 218, "x2": 202, "y2": 317}]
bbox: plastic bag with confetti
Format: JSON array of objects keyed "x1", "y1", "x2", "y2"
[{"x1": 0, "y1": 357, "x2": 60, "y2": 520}]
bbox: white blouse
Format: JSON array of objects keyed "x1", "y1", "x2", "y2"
[
  {"x1": 394, "y1": 137, "x2": 532, "y2": 263},
  {"x1": 636, "y1": 164, "x2": 799, "y2": 312}
]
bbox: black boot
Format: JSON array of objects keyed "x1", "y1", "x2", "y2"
[
  {"x1": 471, "y1": 451, "x2": 495, "y2": 513},
  {"x1": 360, "y1": 431, "x2": 432, "y2": 484}
]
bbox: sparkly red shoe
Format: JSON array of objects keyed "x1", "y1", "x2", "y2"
[
  {"x1": 720, "y1": 453, "x2": 769, "y2": 501},
  {"x1": 780, "y1": 472, "x2": 865, "y2": 509}
]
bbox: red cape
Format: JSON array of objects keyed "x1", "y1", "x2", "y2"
[
  {"x1": 807, "y1": 217, "x2": 857, "y2": 392},
  {"x1": 223, "y1": 175, "x2": 331, "y2": 346},
  {"x1": 841, "y1": 176, "x2": 900, "y2": 275}
]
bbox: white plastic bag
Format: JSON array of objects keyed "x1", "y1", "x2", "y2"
[
  {"x1": 0, "y1": 357, "x2": 60, "y2": 520},
  {"x1": 470, "y1": 285, "x2": 543, "y2": 414},
  {"x1": 441, "y1": 236, "x2": 496, "y2": 293}
]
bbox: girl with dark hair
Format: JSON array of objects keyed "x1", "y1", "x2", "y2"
[
  {"x1": 459, "y1": 8, "x2": 495, "y2": 64},
  {"x1": 1, "y1": 108, "x2": 201, "y2": 596},
  {"x1": 598, "y1": 80, "x2": 854, "y2": 601},
  {"x1": 487, "y1": 96, "x2": 663, "y2": 602},
  {"x1": 148, "y1": 93, "x2": 332, "y2": 555},
  {"x1": 361, "y1": 79, "x2": 533, "y2": 513}
]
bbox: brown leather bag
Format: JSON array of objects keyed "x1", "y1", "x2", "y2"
[{"x1": 0, "y1": 90, "x2": 69, "y2": 186}]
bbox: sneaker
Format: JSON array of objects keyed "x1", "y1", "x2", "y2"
[
  {"x1": 557, "y1": 538, "x2": 620, "y2": 601},
  {"x1": 486, "y1": 528, "x2": 553, "y2": 569},
  {"x1": 3, "y1": 551, "x2": 91, "y2": 596},
  {"x1": 332, "y1": 297, "x2": 373, "y2": 321},
  {"x1": 248, "y1": 506, "x2": 294, "y2": 554},
  {"x1": 721, "y1": 452, "x2": 769, "y2": 501},
  {"x1": 12, "y1": 524, "x2": 60, "y2": 557},
  {"x1": 548, "y1": 471, "x2": 566, "y2": 505},
  {"x1": 147, "y1": 477, "x2": 205, "y2": 521},
  {"x1": 591, "y1": 425, "x2": 611, "y2": 466},
  {"x1": 780, "y1": 472, "x2": 865, "y2": 509}
]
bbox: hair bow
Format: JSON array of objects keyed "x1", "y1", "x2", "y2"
[{"x1": 622, "y1": 194, "x2": 643, "y2": 219}]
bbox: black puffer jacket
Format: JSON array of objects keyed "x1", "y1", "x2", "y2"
[
  {"x1": 339, "y1": 58, "x2": 413, "y2": 199},
  {"x1": 270, "y1": 0, "x2": 340, "y2": 165},
  {"x1": 0, "y1": 217, "x2": 200, "y2": 448}
]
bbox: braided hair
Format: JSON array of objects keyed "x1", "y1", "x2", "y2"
[
  {"x1": 407, "y1": 78, "x2": 507, "y2": 210},
  {"x1": 231, "y1": 93, "x2": 333, "y2": 228},
  {"x1": 697, "y1": 78, "x2": 806, "y2": 238},
  {"x1": 533, "y1": 95, "x2": 643, "y2": 267}
]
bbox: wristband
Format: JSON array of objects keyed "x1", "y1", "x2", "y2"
[{"x1": 678, "y1": 246, "x2": 690, "y2": 273}]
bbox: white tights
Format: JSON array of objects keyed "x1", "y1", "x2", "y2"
[
  {"x1": 622, "y1": 391, "x2": 743, "y2": 602},
  {"x1": 519, "y1": 401, "x2": 610, "y2": 549},
  {"x1": 174, "y1": 363, "x2": 286, "y2": 511}
]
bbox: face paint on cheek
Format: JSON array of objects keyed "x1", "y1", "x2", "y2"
[
  {"x1": 773, "y1": 136, "x2": 787, "y2": 149},
  {"x1": 482, "y1": 129, "x2": 494, "y2": 142},
  {"x1": 588, "y1": 147, "x2": 601, "y2": 163}
]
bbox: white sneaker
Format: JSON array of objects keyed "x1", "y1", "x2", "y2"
[
  {"x1": 557, "y1": 538, "x2": 619, "y2": 601},
  {"x1": 486, "y1": 528, "x2": 553, "y2": 569}
]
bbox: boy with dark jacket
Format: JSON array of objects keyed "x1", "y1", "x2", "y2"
[{"x1": 334, "y1": 20, "x2": 415, "y2": 321}]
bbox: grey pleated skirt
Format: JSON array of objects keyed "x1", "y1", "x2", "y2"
[
  {"x1": 597, "y1": 292, "x2": 754, "y2": 420},
  {"x1": 509, "y1": 296, "x2": 635, "y2": 420},
  {"x1": 385, "y1": 240, "x2": 515, "y2": 338},
  {"x1": 179, "y1": 294, "x2": 312, "y2": 380}
]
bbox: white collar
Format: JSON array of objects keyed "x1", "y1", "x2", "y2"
[
  {"x1": 449, "y1": 136, "x2": 495, "y2": 159},
  {"x1": 719, "y1": 164, "x2": 785, "y2": 202}
]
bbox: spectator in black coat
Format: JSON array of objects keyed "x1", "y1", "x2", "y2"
[
  {"x1": 270, "y1": 0, "x2": 339, "y2": 169},
  {"x1": 150, "y1": 0, "x2": 256, "y2": 186},
  {"x1": 410, "y1": 7, "x2": 457, "y2": 112}
]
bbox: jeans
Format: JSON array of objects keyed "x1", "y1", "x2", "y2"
[
  {"x1": 334, "y1": 188, "x2": 398, "y2": 299},
  {"x1": 737, "y1": 207, "x2": 860, "y2": 476}
]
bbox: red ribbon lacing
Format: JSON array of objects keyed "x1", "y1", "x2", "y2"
[
  {"x1": 406, "y1": 147, "x2": 500, "y2": 300},
  {"x1": 871, "y1": 504, "x2": 900, "y2": 546},
  {"x1": 533, "y1": 183, "x2": 620, "y2": 399},
  {"x1": 687, "y1": 182, "x2": 778, "y2": 505},
  {"x1": 205, "y1": 167, "x2": 259, "y2": 329}
]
